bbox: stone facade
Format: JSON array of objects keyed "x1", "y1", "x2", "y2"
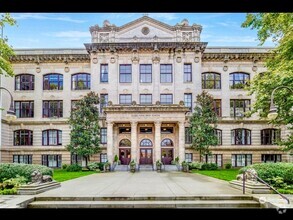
[{"x1": 0, "y1": 16, "x2": 291, "y2": 169}]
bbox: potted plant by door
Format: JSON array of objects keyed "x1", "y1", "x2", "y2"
[
  {"x1": 104, "y1": 161, "x2": 111, "y2": 172},
  {"x1": 130, "y1": 160, "x2": 136, "y2": 173},
  {"x1": 181, "y1": 161, "x2": 189, "y2": 172},
  {"x1": 156, "y1": 160, "x2": 163, "y2": 172}
]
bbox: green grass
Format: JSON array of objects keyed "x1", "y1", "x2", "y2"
[
  {"x1": 53, "y1": 169, "x2": 97, "y2": 182},
  {"x1": 192, "y1": 169, "x2": 240, "y2": 181}
]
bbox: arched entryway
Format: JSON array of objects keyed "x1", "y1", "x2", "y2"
[
  {"x1": 119, "y1": 139, "x2": 131, "y2": 165},
  {"x1": 161, "y1": 138, "x2": 174, "y2": 165},
  {"x1": 139, "y1": 139, "x2": 153, "y2": 165}
]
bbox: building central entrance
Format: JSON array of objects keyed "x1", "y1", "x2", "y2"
[
  {"x1": 119, "y1": 148, "x2": 131, "y2": 165},
  {"x1": 139, "y1": 148, "x2": 153, "y2": 164}
]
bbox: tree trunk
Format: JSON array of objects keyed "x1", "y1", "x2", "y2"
[{"x1": 199, "y1": 149, "x2": 202, "y2": 162}]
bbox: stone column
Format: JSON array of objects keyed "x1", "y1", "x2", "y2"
[
  {"x1": 178, "y1": 121, "x2": 185, "y2": 164},
  {"x1": 154, "y1": 121, "x2": 161, "y2": 166},
  {"x1": 131, "y1": 121, "x2": 138, "y2": 164},
  {"x1": 106, "y1": 121, "x2": 114, "y2": 164}
]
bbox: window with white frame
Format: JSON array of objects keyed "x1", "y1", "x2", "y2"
[
  {"x1": 231, "y1": 154, "x2": 252, "y2": 167},
  {"x1": 100, "y1": 153, "x2": 108, "y2": 163},
  {"x1": 204, "y1": 154, "x2": 223, "y2": 167},
  {"x1": 100, "y1": 128, "x2": 107, "y2": 144},
  {"x1": 13, "y1": 155, "x2": 32, "y2": 164},
  {"x1": 185, "y1": 153, "x2": 193, "y2": 163}
]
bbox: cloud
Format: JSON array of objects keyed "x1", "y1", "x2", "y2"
[
  {"x1": 217, "y1": 21, "x2": 240, "y2": 28},
  {"x1": 148, "y1": 13, "x2": 179, "y2": 21},
  {"x1": 45, "y1": 31, "x2": 90, "y2": 38},
  {"x1": 12, "y1": 13, "x2": 87, "y2": 23}
]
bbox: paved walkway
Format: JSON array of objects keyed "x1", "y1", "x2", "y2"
[{"x1": 38, "y1": 171, "x2": 241, "y2": 197}]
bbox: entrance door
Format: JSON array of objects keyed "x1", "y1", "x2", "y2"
[
  {"x1": 161, "y1": 148, "x2": 173, "y2": 165},
  {"x1": 119, "y1": 148, "x2": 131, "y2": 165},
  {"x1": 140, "y1": 148, "x2": 153, "y2": 164}
]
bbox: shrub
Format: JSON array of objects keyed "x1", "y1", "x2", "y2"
[
  {"x1": 0, "y1": 188, "x2": 18, "y2": 195},
  {"x1": 225, "y1": 163, "x2": 232, "y2": 169},
  {"x1": 201, "y1": 163, "x2": 218, "y2": 170},
  {"x1": 0, "y1": 176, "x2": 27, "y2": 190},
  {"x1": 114, "y1": 155, "x2": 119, "y2": 162},
  {"x1": 62, "y1": 164, "x2": 68, "y2": 170},
  {"x1": 189, "y1": 162, "x2": 204, "y2": 170},
  {"x1": 0, "y1": 163, "x2": 53, "y2": 182},
  {"x1": 66, "y1": 164, "x2": 82, "y2": 172},
  {"x1": 239, "y1": 162, "x2": 293, "y2": 185},
  {"x1": 88, "y1": 162, "x2": 105, "y2": 171}
]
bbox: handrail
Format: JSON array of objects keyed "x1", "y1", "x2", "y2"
[{"x1": 243, "y1": 170, "x2": 290, "y2": 204}]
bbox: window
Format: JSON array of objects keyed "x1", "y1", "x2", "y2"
[
  {"x1": 100, "y1": 94, "x2": 108, "y2": 113},
  {"x1": 229, "y1": 72, "x2": 250, "y2": 89},
  {"x1": 71, "y1": 100, "x2": 79, "y2": 111},
  {"x1": 232, "y1": 154, "x2": 252, "y2": 167},
  {"x1": 100, "y1": 153, "x2": 108, "y2": 163},
  {"x1": 140, "y1": 94, "x2": 152, "y2": 105},
  {"x1": 100, "y1": 128, "x2": 107, "y2": 144},
  {"x1": 184, "y1": 93, "x2": 192, "y2": 111},
  {"x1": 261, "y1": 154, "x2": 282, "y2": 163},
  {"x1": 202, "y1": 72, "x2": 221, "y2": 89},
  {"x1": 119, "y1": 139, "x2": 131, "y2": 147},
  {"x1": 160, "y1": 94, "x2": 173, "y2": 105},
  {"x1": 119, "y1": 128, "x2": 131, "y2": 133},
  {"x1": 72, "y1": 73, "x2": 91, "y2": 90},
  {"x1": 42, "y1": 155, "x2": 62, "y2": 168},
  {"x1": 43, "y1": 74, "x2": 63, "y2": 90},
  {"x1": 161, "y1": 127, "x2": 173, "y2": 134},
  {"x1": 71, "y1": 154, "x2": 87, "y2": 167},
  {"x1": 140, "y1": 139, "x2": 153, "y2": 147},
  {"x1": 140, "y1": 127, "x2": 152, "y2": 133},
  {"x1": 161, "y1": 139, "x2": 173, "y2": 147},
  {"x1": 15, "y1": 101, "x2": 34, "y2": 118},
  {"x1": 43, "y1": 101, "x2": 63, "y2": 118},
  {"x1": 185, "y1": 153, "x2": 193, "y2": 163},
  {"x1": 15, "y1": 74, "x2": 34, "y2": 91},
  {"x1": 140, "y1": 64, "x2": 152, "y2": 83},
  {"x1": 14, "y1": 130, "x2": 33, "y2": 146},
  {"x1": 213, "y1": 99, "x2": 222, "y2": 117},
  {"x1": 204, "y1": 154, "x2": 223, "y2": 167},
  {"x1": 119, "y1": 94, "x2": 132, "y2": 105},
  {"x1": 230, "y1": 99, "x2": 250, "y2": 118},
  {"x1": 100, "y1": 64, "x2": 108, "y2": 83},
  {"x1": 42, "y1": 130, "x2": 62, "y2": 146},
  {"x1": 231, "y1": 129, "x2": 251, "y2": 145},
  {"x1": 160, "y1": 64, "x2": 172, "y2": 83},
  {"x1": 119, "y1": 64, "x2": 132, "y2": 83},
  {"x1": 13, "y1": 155, "x2": 32, "y2": 164},
  {"x1": 185, "y1": 127, "x2": 192, "y2": 144},
  {"x1": 261, "y1": 129, "x2": 281, "y2": 145},
  {"x1": 184, "y1": 64, "x2": 192, "y2": 82},
  {"x1": 214, "y1": 129, "x2": 222, "y2": 145}
]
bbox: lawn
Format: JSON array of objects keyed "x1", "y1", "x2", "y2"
[
  {"x1": 192, "y1": 169, "x2": 240, "y2": 182},
  {"x1": 53, "y1": 169, "x2": 96, "y2": 182}
]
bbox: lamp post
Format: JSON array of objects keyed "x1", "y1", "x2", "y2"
[
  {"x1": 0, "y1": 87, "x2": 17, "y2": 121},
  {"x1": 267, "y1": 86, "x2": 293, "y2": 120}
]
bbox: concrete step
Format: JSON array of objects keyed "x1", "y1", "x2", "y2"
[
  {"x1": 164, "y1": 165, "x2": 180, "y2": 171},
  {"x1": 114, "y1": 165, "x2": 128, "y2": 171},
  {"x1": 138, "y1": 165, "x2": 154, "y2": 171},
  {"x1": 28, "y1": 200, "x2": 260, "y2": 208}
]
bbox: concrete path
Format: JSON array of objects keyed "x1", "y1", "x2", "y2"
[{"x1": 38, "y1": 171, "x2": 241, "y2": 197}]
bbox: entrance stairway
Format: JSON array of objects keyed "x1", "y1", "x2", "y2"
[
  {"x1": 27, "y1": 195, "x2": 261, "y2": 208},
  {"x1": 114, "y1": 165, "x2": 128, "y2": 172},
  {"x1": 138, "y1": 164, "x2": 154, "y2": 171}
]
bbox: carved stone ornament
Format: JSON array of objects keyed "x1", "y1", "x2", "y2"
[
  {"x1": 64, "y1": 66, "x2": 70, "y2": 73},
  {"x1": 223, "y1": 66, "x2": 228, "y2": 72},
  {"x1": 110, "y1": 57, "x2": 116, "y2": 63},
  {"x1": 99, "y1": 33, "x2": 109, "y2": 43},
  {"x1": 182, "y1": 32, "x2": 192, "y2": 42},
  {"x1": 92, "y1": 57, "x2": 98, "y2": 64},
  {"x1": 152, "y1": 54, "x2": 160, "y2": 63},
  {"x1": 36, "y1": 67, "x2": 41, "y2": 73},
  {"x1": 176, "y1": 57, "x2": 182, "y2": 63},
  {"x1": 141, "y1": 26, "x2": 150, "y2": 35},
  {"x1": 131, "y1": 55, "x2": 140, "y2": 63},
  {"x1": 252, "y1": 65, "x2": 258, "y2": 72},
  {"x1": 30, "y1": 170, "x2": 53, "y2": 185},
  {"x1": 194, "y1": 57, "x2": 200, "y2": 63}
]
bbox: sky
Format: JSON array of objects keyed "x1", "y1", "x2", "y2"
[{"x1": 3, "y1": 13, "x2": 275, "y2": 49}]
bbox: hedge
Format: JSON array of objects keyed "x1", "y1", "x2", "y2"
[
  {"x1": 239, "y1": 162, "x2": 293, "y2": 185},
  {"x1": 66, "y1": 164, "x2": 82, "y2": 172},
  {"x1": 0, "y1": 163, "x2": 53, "y2": 182}
]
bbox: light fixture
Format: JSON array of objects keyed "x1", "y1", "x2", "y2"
[
  {"x1": 126, "y1": 128, "x2": 129, "y2": 131},
  {"x1": 163, "y1": 128, "x2": 166, "y2": 131},
  {"x1": 0, "y1": 87, "x2": 17, "y2": 122}
]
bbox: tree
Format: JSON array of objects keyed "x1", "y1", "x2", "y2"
[
  {"x1": 189, "y1": 91, "x2": 218, "y2": 161},
  {"x1": 242, "y1": 13, "x2": 293, "y2": 151},
  {"x1": 0, "y1": 13, "x2": 16, "y2": 76},
  {"x1": 67, "y1": 92, "x2": 101, "y2": 164}
]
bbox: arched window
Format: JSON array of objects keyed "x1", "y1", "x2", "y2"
[
  {"x1": 202, "y1": 72, "x2": 221, "y2": 89},
  {"x1": 15, "y1": 74, "x2": 34, "y2": 91},
  {"x1": 14, "y1": 129, "x2": 33, "y2": 146},
  {"x1": 43, "y1": 73, "x2": 63, "y2": 90},
  {"x1": 231, "y1": 129, "x2": 251, "y2": 145},
  {"x1": 42, "y1": 129, "x2": 62, "y2": 146},
  {"x1": 161, "y1": 138, "x2": 173, "y2": 147},
  {"x1": 140, "y1": 139, "x2": 152, "y2": 147},
  {"x1": 229, "y1": 72, "x2": 250, "y2": 89},
  {"x1": 119, "y1": 139, "x2": 131, "y2": 147},
  {"x1": 261, "y1": 129, "x2": 280, "y2": 145},
  {"x1": 71, "y1": 73, "x2": 91, "y2": 90}
]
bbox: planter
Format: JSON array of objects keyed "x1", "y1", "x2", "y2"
[
  {"x1": 130, "y1": 165, "x2": 136, "y2": 173},
  {"x1": 104, "y1": 164, "x2": 111, "y2": 172},
  {"x1": 182, "y1": 164, "x2": 189, "y2": 172},
  {"x1": 156, "y1": 164, "x2": 162, "y2": 172}
]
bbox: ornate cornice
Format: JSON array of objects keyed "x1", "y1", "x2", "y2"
[
  {"x1": 202, "y1": 52, "x2": 273, "y2": 62},
  {"x1": 104, "y1": 104, "x2": 190, "y2": 113},
  {"x1": 9, "y1": 54, "x2": 90, "y2": 64},
  {"x1": 84, "y1": 42, "x2": 208, "y2": 53}
]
